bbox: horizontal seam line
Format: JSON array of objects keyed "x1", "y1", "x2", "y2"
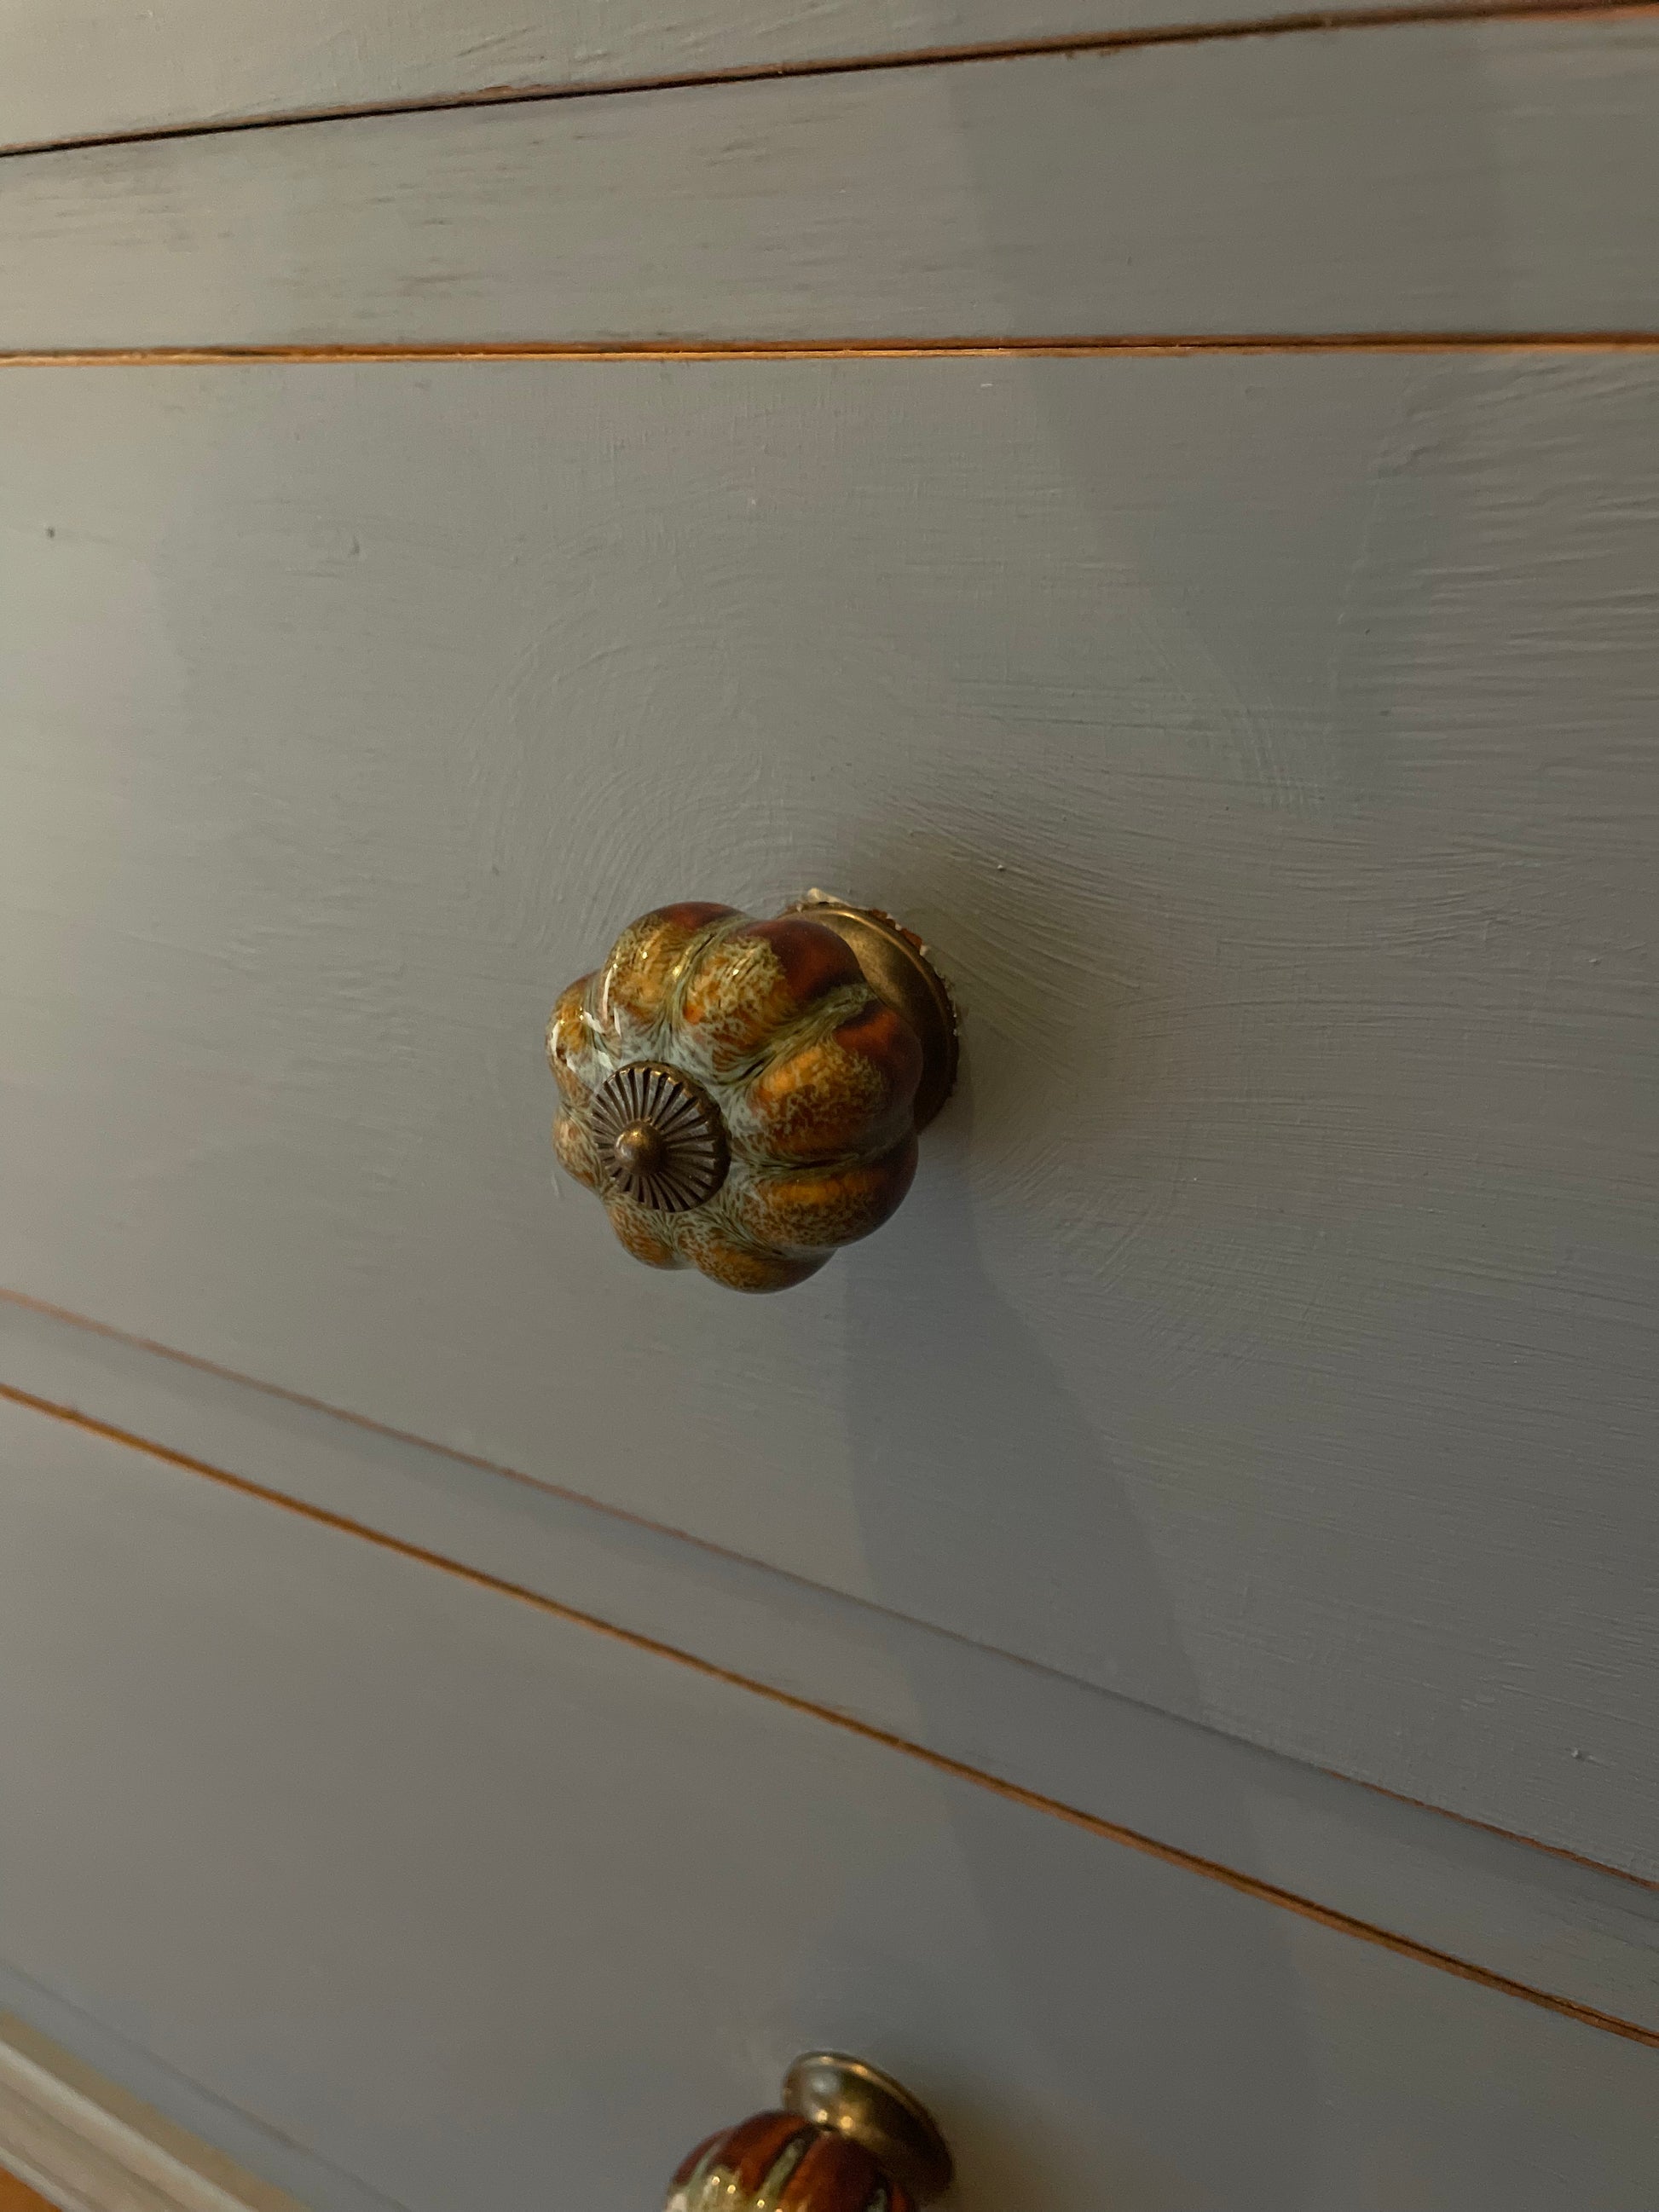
[
  {"x1": 4, "y1": 1284, "x2": 1654, "y2": 1902},
  {"x1": 3, "y1": 1375, "x2": 1656, "y2": 2051},
  {"x1": 1356, "y1": 1775, "x2": 1659, "y2": 1893},
  {"x1": 0, "y1": 0, "x2": 1643, "y2": 163},
  {"x1": 0, "y1": 1289, "x2": 961, "y2": 1634},
  {"x1": 3, "y1": 336, "x2": 1659, "y2": 366}
]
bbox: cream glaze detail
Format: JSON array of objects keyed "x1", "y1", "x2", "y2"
[{"x1": 547, "y1": 900, "x2": 954, "y2": 1292}]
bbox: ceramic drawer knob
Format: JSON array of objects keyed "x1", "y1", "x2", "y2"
[
  {"x1": 548, "y1": 895, "x2": 957, "y2": 1292},
  {"x1": 667, "y1": 2053, "x2": 954, "y2": 2210}
]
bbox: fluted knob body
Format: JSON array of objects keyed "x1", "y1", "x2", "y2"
[
  {"x1": 665, "y1": 2055, "x2": 952, "y2": 2209},
  {"x1": 548, "y1": 899, "x2": 954, "y2": 1293},
  {"x1": 668, "y1": 2111, "x2": 916, "y2": 2212}
]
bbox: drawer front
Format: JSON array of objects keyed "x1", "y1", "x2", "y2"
[
  {"x1": 6, "y1": 24, "x2": 1659, "y2": 349},
  {"x1": 4, "y1": 0, "x2": 1505, "y2": 154},
  {"x1": 1, "y1": 1391, "x2": 1655, "y2": 2212},
  {"x1": 3, "y1": 355, "x2": 1656, "y2": 1872},
  {"x1": 3, "y1": 5, "x2": 1656, "y2": 2202}
]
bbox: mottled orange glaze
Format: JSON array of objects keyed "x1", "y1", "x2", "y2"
[
  {"x1": 552, "y1": 1111, "x2": 601, "y2": 1192},
  {"x1": 596, "y1": 903, "x2": 737, "y2": 1036},
  {"x1": 743, "y1": 1001, "x2": 922, "y2": 1163},
  {"x1": 748, "y1": 915, "x2": 869, "y2": 1002},
  {"x1": 674, "y1": 1215, "x2": 826, "y2": 1294},
  {"x1": 679, "y1": 916, "x2": 864, "y2": 1077},
  {"x1": 545, "y1": 974, "x2": 595, "y2": 1102},
  {"x1": 604, "y1": 1198, "x2": 682, "y2": 1270},
  {"x1": 549, "y1": 902, "x2": 945, "y2": 1291},
  {"x1": 735, "y1": 1135, "x2": 918, "y2": 1250}
]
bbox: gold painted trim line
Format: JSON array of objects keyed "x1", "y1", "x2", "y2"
[
  {"x1": 0, "y1": 0, "x2": 1645, "y2": 165},
  {"x1": 1, "y1": 1375, "x2": 1655, "y2": 2052},
  {"x1": 4, "y1": 1285, "x2": 1656, "y2": 1905},
  {"x1": 3, "y1": 335, "x2": 1659, "y2": 367}
]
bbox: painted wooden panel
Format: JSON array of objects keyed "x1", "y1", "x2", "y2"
[
  {"x1": 0, "y1": 1393, "x2": 1656, "y2": 2211},
  {"x1": 3, "y1": 20, "x2": 1658, "y2": 348},
  {"x1": 6, "y1": 1294, "x2": 1659, "y2": 2039},
  {"x1": 0, "y1": 0, "x2": 1509, "y2": 156},
  {"x1": 1, "y1": 356, "x2": 1655, "y2": 1874}
]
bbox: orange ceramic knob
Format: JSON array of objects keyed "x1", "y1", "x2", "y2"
[
  {"x1": 667, "y1": 2054, "x2": 954, "y2": 2210},
  {"x1": 548, "y1": 897, "x2": 957, "y2": 1292}
]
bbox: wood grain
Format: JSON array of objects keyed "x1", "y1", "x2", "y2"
[
  {"x1": 1, "y1": 355, "x2": 1654, "y2": 1876},
  {"x1": 2, "y1": 19, "x2": 1657, "y2": 348},
  {"x1": 0, "y1": 0, "x2": 1553, "y2": 157},
  {"x1": 2, "y1": 1392, "x2": 1657, "y2": 2211},
  {"x1": 5, "y1": 1290, "x2": 1659, "y2": 2040}
]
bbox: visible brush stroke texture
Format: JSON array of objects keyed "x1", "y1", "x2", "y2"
[
  {"x1": 2, "y1": 21, "x2": 1658, "y2": 347},
  {"x1": 0, "y1": 0, "x2": 1525, "y2": 157},
  {"x1": 0, "y1": 357, "x2": 1655, "y2": 1878},
  {"x1": 6, "y1": 1293, "x2": 1658, "y2": 2038},
  {"x1": 2, "y1": 1394, "x2": 1657, "y2": 2209}
]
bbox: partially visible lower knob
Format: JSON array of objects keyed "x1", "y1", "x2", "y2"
[{"x1": 667, "y1": 2053, "x2": 953, "y2": 2210}]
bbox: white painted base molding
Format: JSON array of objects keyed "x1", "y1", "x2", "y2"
[{"x1": 0, "y1": 2023, "x2": 300, "y2": 2212}]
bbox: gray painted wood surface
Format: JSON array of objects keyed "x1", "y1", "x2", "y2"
[
  {"x1": 5, "y1": 1292, "x2": 1658, "y2": 2038},
  {"x1": 0, "y1": 0, "x2": 1512, "y2": 154},
  {"x1": 1, "y1": 1391, "x2": 1656, "y2": 2212},
  {"x1": 3, "y1": 20, "x2": 1658, "y2": 348},
  {"x1": 2, "y1": 356, "x2": 1655, "y2": 1876}
]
